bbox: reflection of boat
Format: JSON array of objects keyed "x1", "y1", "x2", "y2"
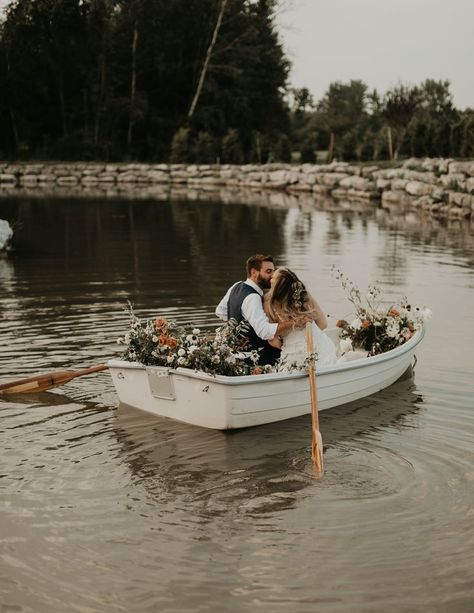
[
  {"x1": 112, "y1": 370, "x2": 423, "y2": 513},
  {"x1": 108, "y1": 327, "x2": 425, "y2": 430}
]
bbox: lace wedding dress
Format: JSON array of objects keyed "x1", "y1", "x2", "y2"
[{"x1": 277, "y1": 321, "x2": 337, "y2": 371}]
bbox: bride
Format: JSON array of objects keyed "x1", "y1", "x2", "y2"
[{"x1": 264, "y1": 267, "x2": 337, "y2": 370}]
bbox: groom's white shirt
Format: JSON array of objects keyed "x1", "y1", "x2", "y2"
[{"x1": 215, "y1": 279, "x2": 278, "y2": 341}]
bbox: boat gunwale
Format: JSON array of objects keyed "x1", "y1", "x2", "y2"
[{"x1": 107, "y1": 326, "x2": 425, "y2": 386}]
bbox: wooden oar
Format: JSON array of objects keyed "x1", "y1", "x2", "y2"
[
  {"x1": 305, "y1": 322, "x2": 324, "y2": 475},
  {"x1": 0, "y1": 364, "x2": 108, "y2": 395}
]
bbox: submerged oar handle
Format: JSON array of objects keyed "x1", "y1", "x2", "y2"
[
  {"x1": 305, "y1": 322, "x2": 324, "y2": 475},
  {"x1": 0, "y1": 364, "x2": 108, "y2": 395}
]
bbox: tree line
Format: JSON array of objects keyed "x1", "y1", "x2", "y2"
[
  {"x1": 292, "y1": 79, "x2": 474, "y2": 163},
  {"x1": 0, "y1": 0, "x2": 472, "y2": 163}
]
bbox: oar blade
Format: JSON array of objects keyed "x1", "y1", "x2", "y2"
[
  {"x1": 0, "y1": 364, "x2": 108, "y2": 395},
  {"x1": 0, "y1": 371, "x2": 74, "y2": 395},
  {"x1": 312, "y1": 430, "x2": 324, "y2": 476}
]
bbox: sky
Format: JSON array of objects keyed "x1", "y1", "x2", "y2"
[
  {"x1": 276, "y1": 0, "x2": 474, "y2": 109},
  {"x1": 0, "y1": 0, "x2": 472, "y2": 109}
]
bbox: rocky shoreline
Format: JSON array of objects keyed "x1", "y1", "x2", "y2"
[{"x1": 1, "y1": 158, "x2": 474, "y2": 220}]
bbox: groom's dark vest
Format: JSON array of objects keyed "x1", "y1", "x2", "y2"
[
  {"x1": 227, "y1": 282, "x2": 265, "y2": 351},
  {"x1": 227, "y1": 282, "x2": 281, "y2": 366}
]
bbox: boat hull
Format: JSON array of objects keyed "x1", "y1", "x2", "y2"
[{"x1": 108, "y1": 328, "x2": 424, "y2": 430}]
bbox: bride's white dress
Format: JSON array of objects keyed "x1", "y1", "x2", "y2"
[{"x1": 277, "y1": 322, "x2": 337, "y2": 371}]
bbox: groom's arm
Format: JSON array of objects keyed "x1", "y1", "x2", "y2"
[
  {"x1": 215, "y1": 282, "x2": 239, "y2": 321},
  {"x1": 243, "y1": 296, "x2": 310, "y2": 340},
  {"x1": 241, "y1": 294, "x2": 278, "y2": 340}
]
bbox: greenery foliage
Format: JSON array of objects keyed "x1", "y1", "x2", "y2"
[
  {"x1": 0, "y1": 1, "x2": 472, "y2": 163},
  {"x1": 0, "y1": 0, "x2": 289, "y2": 162},
  {"x1": 290, "y1": 79, "x2": 474, "y2": 163}
]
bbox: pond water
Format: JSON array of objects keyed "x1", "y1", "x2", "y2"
[{"x1": 0, "y1": 194, "x2": 473, "y2": 612}]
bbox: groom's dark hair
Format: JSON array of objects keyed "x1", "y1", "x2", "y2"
[{"x1": 246, "y1": 254, "x2": 274, "y2": 276}]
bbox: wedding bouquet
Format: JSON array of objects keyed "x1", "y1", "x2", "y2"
[{"x1": 333, "y1": 269, "x2": 431, "y2": 356}]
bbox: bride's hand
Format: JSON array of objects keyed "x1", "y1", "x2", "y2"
[
  {"x1": 268, "y1": 336, "x2": 282, "y2": 349},
  {"x1": 293, "y1": 315, "x2": 312, "y2": 329}
]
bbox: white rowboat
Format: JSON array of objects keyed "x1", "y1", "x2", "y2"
[{"x1": 108, "y1": 327, "x2": 425, "y2": 430}]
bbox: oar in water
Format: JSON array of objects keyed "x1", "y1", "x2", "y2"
[
  {"x1": 0, "y1": 364, "x2": 108, "y2": 395},
  {"x1": 305, "y1": 322, "x2": 324, "y2": 475}
]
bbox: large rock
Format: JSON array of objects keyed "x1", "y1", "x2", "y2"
[
  {"x1": 315, "y1": 172, "x2": 350, "y2": 187},
  {"x1": 403, "y1": 170, "x2": 436, "y2": 183},
  {"x1": 447, "y1": 191, "x2": 473, "y2": 208},
  {"x1": 382, "y1": 190, "x2": 416, "y2": 205},
  {"x1": 0, "y1": 173, "x2": 16, "y2": 184},
  {"x1": 339, "y1": 176, "x2": 374, "y2": 191},
  {"x1": 439, "y1": 173, "x2": 466, "y2": 189},
  {"x1": 0, "y1": 219, "x2": 13, "y2": 251},
  {"x1": 391, "y1": 178, "x2": 409, "y2": 191},
  {"x1": 448, "y1": 161, "x2": 474, "y2": 176},
  {"x1": 380, "y1": 168, "x2": 406, "y2": 180},
  {"x1": 405, "y1": 181, "x2": 434, "y2": 196}
]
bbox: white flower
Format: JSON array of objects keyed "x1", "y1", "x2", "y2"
[
  {"x1": 124, "y1": 333, "x2": 131, "y2": 343},
  {"x1": 186, "y1": 334, "x2": 194, "y2": 342},
  {"x1": 340, "y1": 338, "x2": 353, "y2": 354},
  {"x1": 188, "y1": 345, "x2": 198, "y2": 354},
  {"x1": 225, "y1": 355, "x2": 236, "y2": 365},
  {"x1": 385, "y1": 320, "x2": 400, "y2": 338},
  {"x1": 192, "y1": 328, "x2": 201, "y2": 335},
  {"x1": 350, "y1": 318, "x2": 362, "y2": 330},
  {"x1": 117, "y1": 337, "x2": 123, "y2": 345},
  {"x1": 152, "y1": 335, "x2": 158, "y2": 343},
  {"x1": 177, "y1": 356, "x2": 186, "y2": 365},
  {"x1": 421, "y1": 307, "x2": 432, "y2": 320},
  {"x1": 211, "y1": 355, "x2": 220, "y2": 364},
  {"x1": 178, "y1": 348, "x2": 186, "y2": 357},
  {"x1": 167, "y1": 355, "x2": 174, "y2": 364}
]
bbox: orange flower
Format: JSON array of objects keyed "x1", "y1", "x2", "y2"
[
  {"x1": 389, "y1": 308, "x2": 400, "y2": 318},
  {"x1": 361, "y1": 320, "x2": 370, "y2": 329},
  {"x1": 155, "y1": 317, "x2": 168, "y2": 332},
  {"x1": 251, "y1": 366, "x2": 264, "y2": 375},
  {"x1": 166, "y1": 337, "x2": 177, "y2": 348},
  {"x1": 336, "y1": 320, "x2": 345, "y2": 328},
  {"x1": 159, "y1": 334, "x2": 168, "y2": 346}
]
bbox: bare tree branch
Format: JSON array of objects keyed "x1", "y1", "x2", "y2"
[{"x1": 188, "y1": 0, "x2": 228, "y2": 120}]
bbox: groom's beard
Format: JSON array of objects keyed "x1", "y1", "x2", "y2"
[{"x1": 257, "y1": 274, "x2": 271, "y2": 290}]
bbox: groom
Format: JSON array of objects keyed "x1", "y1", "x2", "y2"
[{"x1": 215, "y1": 254, "x2": 295, "y2": 366}]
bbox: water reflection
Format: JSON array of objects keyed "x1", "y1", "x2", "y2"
[
  {"x1": 0, "y1": 197, "x2": 288, "y2": 310},
  {"x1": 112, "y1": 368, "x2": 422, "y2": 515}
]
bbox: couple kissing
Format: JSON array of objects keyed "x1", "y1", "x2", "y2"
[{"x1": 215, "y1": 254, "x2": 337, "y2": 370}]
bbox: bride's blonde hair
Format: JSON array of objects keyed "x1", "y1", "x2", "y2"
[{"x1": 266, "y1": 267, "x2": 316, "y2": 322}]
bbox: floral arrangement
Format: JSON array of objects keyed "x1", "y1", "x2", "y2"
[
  {"x1": 117, "y1": 305, "x2": 267, "y2": 376},
  {"x1": 117, "y1": 305, "x2": 315, "y2": 376},
  {"x1": 333, "y1": 269, "x2": 431, "y2": 356}
]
